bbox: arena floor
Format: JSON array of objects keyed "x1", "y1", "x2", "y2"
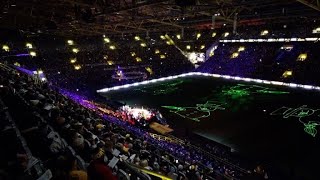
[{"x1": 100, "y1": 75, "x2": 320, "y2": 179}]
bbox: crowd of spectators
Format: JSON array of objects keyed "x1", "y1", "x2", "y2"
[
  {"x1": 0, "y1": 62, "x2": 261, "y2": 179},
  {"x1": 1, "y1": 22, "x2": 319, "y2": 179}
]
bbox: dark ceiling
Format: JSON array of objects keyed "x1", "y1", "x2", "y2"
[{"x1": 1, "y1": 0, "x2": 320, "y2": 37}]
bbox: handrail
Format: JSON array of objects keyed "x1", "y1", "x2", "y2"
[{"x1": 127, "y1": 163, "x2": 173, "y2": 180}]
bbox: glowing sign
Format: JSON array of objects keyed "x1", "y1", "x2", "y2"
[
  {"x1": 162, "y1": 101, "x2": 226, "y2": 122},
  {"x1": 221, "y1": 84, "x2": 288, "y2": 98},
  {"x1": 270, "y1": 105, "x2": 320, "y2": 137},
  {"x1": 135, "y1": 80, "x2": 184, "y2": 95}
]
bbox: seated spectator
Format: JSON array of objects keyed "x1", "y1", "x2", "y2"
[
  {"x1": 66, "y1": 156, "x2": 88, "y2": 180},
  {"x1": 87, "y1": 148, "x2": 117, "y2": 180}
]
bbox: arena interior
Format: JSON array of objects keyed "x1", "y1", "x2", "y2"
[{"x1": 1, "y1": 0, "x2": 320, "y2": 180}]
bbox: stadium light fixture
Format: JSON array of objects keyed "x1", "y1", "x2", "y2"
[
  {"x1": 238, "y1": 46, "x2": 245, "y2": 52},
  {"x1": 26, "y1": 43, "x2": 33, "y2": 49},
  {"x1": 104, "y1": 38, "x2": 110, "y2": 43},
  {"x1": 29, "y1": 51, "x2": 37, "y2": 57},
  {"x1": 231, "y1": 52, "x2": 239, "y2": 58},
  {"x1": 72, "y1": 48, "x2": 79, "y2": 53},
  {"x1": 196, "y1": 33, "x2": 201, "y2": 39},
  {"x1": 282, "y1": 70, "x2": 293, "y2": 78},
  {"x1": 297, "y1": 53, "x2": 307, "y2": 61},
  {"x1": 134, "y1": 36, "x2": 141, "y2": 41},
  {"x1": 70, "y1": 58, "x2": 77, "y2": 63},
  {"x1": 261, "y1": 30, "x2": 269, "y2": 36},
  {"x1": 74, "y1": 65, "x2": 81, "y2": 70},
  {"x1": 136, "y1": 57, "x2": 142, "y2": 62},
  {"x1": 67, "y1": 40, "x2": 74, "y2": 45},
  {"x1": 2, "y1": 45, "x2": 9, "y2": 52}
]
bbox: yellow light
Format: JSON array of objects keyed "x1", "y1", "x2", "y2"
[
  {"x1": 166, "y1": 40, "x2": 174, "y2": 45},
  {"x1": 155, "y1": 49, "x2": 160, "y2": 54},
  {"x1": 212, "y1": 32, "x2": 216, "y2": 37},
  {"x1": 176, "y1": 34, "x2": 181, "y2": 39},
  {"x1": 196, "y1": 33, "x2": 201, "y2": 39},
  {"x1": 134, "y1": 36, "x2": 140, "y2": 41},
  {"x1": 209, "y1": 52, "x2": 214, "y2": 57},
  {"x1": 37, "y1": 70, "x2": 43, "y2": 74},
  {"x1": 316, "y1": 27, "x2": 320, "y2": 31},
  {"x1": 200, "y1": 45, "x2": 205, "y2": 49},
  {"x1": 186, "y1": 45, "x2": 191, "y2": 50},
  {"x1": 238, "y1": 46, "x2": 245, "y2": 52},
  {"x1": 74, "y1": 65, "x2": 81, "y2": 70},
  {"x1": 282, "y1": 70, "x2": 293, "y2": 78},
  {"x1": 140, "y1": 43, "x2": 147, "y2": 47},
  {"x1": 30, "y1": 51, "x2": 37, "y2": 57},
  {"x1": 224, "y1": 32, "x2": 229, "y2": 37},
  {"x1": 103, "y1": 55, "x2": 108, "y2": 59},
  {"x1": 231, "y1": 52, "x2": 239, "y2": 58},
  {"x1": 72, "y1": 48, "x2": 79, "y2": 53},
  {"x1": 70, "y1": 58, "x2": 77, "y2": 63},
  {"x1": 109, "y1": 45, "x2": 116, "y2": 50},
  {"x1": 26, "y1": 43, "x2": 33, "y2": 49},
  {"x1": 67, "y1": 40, "x2": 74, "y2": 45},
  {"x1": 145, "y1": 67, "x2": 153, "y2": 75},
  {"x1": 261, "y1": 30, "x2": 269, "y2": 36},
  {"x1": 14, "y1": 62, "x2": 20, "y2": 66},
  {"x1": 103, "y1": 38, "x2": 110, "y2": 43},
  {"x1": 297, "y1": 53, "x2": 307, "y2": 61},
  {"x1": 160, "y1": 55, "x2": 166, "y2": 59},
  {"x1": 160, "y1": 35, "x2": 166, "y2": 40},
  {"x1": 136, "y1": 57, "x2": 142, "y2": 62},
  {"x1": 138, "y1": 167, "x2": 172, "y2": 180},
  {"x1": 107, "y1": 61, "x2": 114, "y2": 65},
  {"x1": 131, "y1": 52, "x2": 136, "y2": 56},
  {"x1": 2, "y1": 45, "x2": 9, "y2": 52}
]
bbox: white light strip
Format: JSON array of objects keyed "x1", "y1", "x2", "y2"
[
  {"x1": 96, "y1": 72, "x2": 320, "y2": 93},
  {"x1": 219, "y1": 37, "x2": 319, "y2": 43}
]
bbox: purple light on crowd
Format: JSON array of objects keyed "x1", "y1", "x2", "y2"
[
  {"x1": 55, "y1": 88, "x2": 242, "y2": 178},
  {"x1": 15, "y1": 53, "x2": 30, "y2": 57},
  {"x1": 15, "y1": 66, "x2": 34, "y2": 75},
  {"x1": 59, "y1": 89, "x2": 98, "y2": 110}
]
